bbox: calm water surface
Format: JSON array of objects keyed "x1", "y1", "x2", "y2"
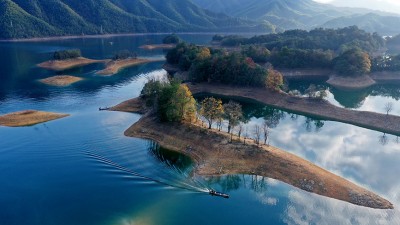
[{"x1": 0, "y1": 34, "x2": 400, "y2": 225}]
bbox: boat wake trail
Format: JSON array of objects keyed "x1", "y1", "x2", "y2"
[{"x1": 83, "y1": 151, "x2": 209, "y2": 193}]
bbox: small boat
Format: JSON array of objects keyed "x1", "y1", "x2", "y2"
[
  {"x1": 99, "y1": 107, "x2": 110, "y2": 111},
  {"x1": 209, "y1": 189, "x2": 229, "y2": 198}
]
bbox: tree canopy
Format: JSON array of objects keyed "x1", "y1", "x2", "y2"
[
  {"x1": 53, "y1": 49, "x2": 81, "y2": 60},
  {"x1": 200, "y1": 97, "x2": 224, "y2": 129},
  {"x1": 333, "y1": 48, "x2": 371, "y2": 76},
  {"x1": 223, "y1": 101, "x2": 243, "y2": 134},
  {"x1": 141, "y1": 79, "x2": 196, "y2": 122},
  {"x1": 163, "y1": 34, "x2": 182, "y2": 44}
]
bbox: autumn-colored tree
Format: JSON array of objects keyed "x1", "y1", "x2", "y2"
[
  {"x1": 174, "y1": 84, "x2": 197, "y2": 122},
  {"x1": 196, "y1": 47, "x2": 211, "y2": 60},
  {"x1": 266, "y1": 69, "x2": 284, "y2": 91},
  {"x1": 200, "y1": 97, "x2": 224, "y2": 129},
  {"x1": 146, "y1": 79, "x2": 196, "y2": 123}
]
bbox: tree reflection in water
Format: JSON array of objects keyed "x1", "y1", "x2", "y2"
[{"x1": 205, "y1": 175, "x2": 270, "y2": 193}]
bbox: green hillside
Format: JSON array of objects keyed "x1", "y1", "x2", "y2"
[
  {"x1": 192, "y1": 0, "x2": 400, "y2": 34},
  {"x1": 322, "y1": 13, "x2": 400, "y2": 35},
  {"x1": 191, "y1": 0, "x2": 350, "y2": 29},
  {"x1": 0, "y1": 0, "x2": 268, "y2": 39},
  {"x1": 0, "y1": 0, "x2": 59, "y2": 38}
]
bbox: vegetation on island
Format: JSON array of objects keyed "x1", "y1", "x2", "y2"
[
  {"x1": 333, "y1": 48, "x2": 371, "y2": 76},
  {"x1": 214, "y1": 26, "x2": 384, "y2": 53},
  {"x1": 162, "y1": 34, "x2": 182, "y2": 44},
  {"x1": 140, "y1": 78, "x2": 274, "y2": 144},
  {"x1": 166, "y1": 43, "x2": 284, "y2": 88},
  {"x1": 209, "y1": 27, "x2": 400, "y2": 76},
  {"x1": 141, "y1": 79, "x2": 196, "y2": 122},
  {"x1": 112, "y1": 50, "x2": 137, "y2": 61},
  {"x1": 53, "y1": 49, "x2": 81, "y2": 60}
]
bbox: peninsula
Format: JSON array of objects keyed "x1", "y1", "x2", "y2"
[
  {"x1": 0, "y1": 110, "x2": 69, "y2": 127},
  {"x1": 96, "y1": 58, "x2": 161, "y2": 76},
  {"x1": 110, "y1": 97, "x2": 393, "y2": 209}
]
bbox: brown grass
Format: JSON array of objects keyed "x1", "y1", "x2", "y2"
[
  {"x1": 109, "y1": 98, "x2": 146, "y2": 113},
  {"x1": 0, "y1": 110, "x2": 69, "y2": 127},
  {"x1": 96, "y1": 58, "x2": 161, "y2": 76},
  {"x1": 139, "y1": 44, "x2": 176, "y2": 50},
  {"x1": 39, "y1": 75, "x2": 83, "y2": 86},
  {"x1": 37, "y1": 57, "x2": 109, "y2": 71},
  {"x1": 121, "y1": 111, "x2": 393, "y2": 209}
]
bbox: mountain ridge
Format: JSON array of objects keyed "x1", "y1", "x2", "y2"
[
  {"x1": 191, "y1": 0, "x2": 400, "y2": 35},
  {"x1": 0, "y1": 0, "x2": 269, "y2": 39}
]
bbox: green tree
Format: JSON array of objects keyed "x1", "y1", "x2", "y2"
[
  {"x1": 140, "y1": 78, "x2": 164, "y2": 108},
  {"x1": 333, "y1": 48, "x2": 371, "y2": 76},
  {"x1": 223, "y1": 101, "x2": 243, "y2": 134},
  {"x1": 163, "y1": 34, "x2": 182, "y2": 44},
  {"x1": 53, "y1": 49, "x2": 81, "y2": 60},
  {"x1": 143, "y1": 79, "x2": 196, "y2": 123},
  {"x1": 200, "y1": 97, "x2": 224, "y2": 129}
]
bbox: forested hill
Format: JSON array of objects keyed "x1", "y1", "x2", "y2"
[
  {"x1": 0, "y1": 0, "x2": 268, "y2": 39},
  {"x1": 321, "y1": 13, "x2": 400, "y2": 35},
  {"x1": 191, "y1": 0, "x2": 400, "y2": 35}
]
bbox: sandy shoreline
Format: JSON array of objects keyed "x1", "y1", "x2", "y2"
[
  {"x1": 0, "y1": 110, "x2": 69, "y2": 127},
  {"x1": 327, "y1": 75, "x2": 376, "y2": 89},
  {"x1": 96, "y1": 58, "x2": 162, "y2": 76},
  {"x1": 140, "y1": 44, "x2": 176, "y2": 50},
  {"x1": 110, "y1": 97, "x2": 393, "y2": 209},
  {"x1": 38, "y1": 57, "x2": 109, "y2": 71},
  {"x1": 39, "y1": 75, "x2": 83, "y2": 86}
]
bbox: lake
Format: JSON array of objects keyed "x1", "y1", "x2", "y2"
[{"x1": 0, "y1": 34, "x2": 399, "y2": 225}]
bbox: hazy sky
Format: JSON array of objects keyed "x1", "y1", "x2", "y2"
[{"x1": 313, "y1": 0, "x2": 400, "y2": 14}]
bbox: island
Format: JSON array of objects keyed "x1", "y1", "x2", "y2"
[
  {"x1": 0, "y1": 110, "x2": 69, "y2": 127},
  {"x1": 39, "y1": 75, "x2": 83, "y2": 86},
  {"x1": 139, "y1": 44, "x2": 176, "y2": 50},
  {"x1": 109, "y1": 80, "x2": 393, "y2": 209},
  {"x1": 37, "y1": 49, "x2": 109, "y2": 71},
  {"x1": 96, "y1": 58, "x2": 158, "y2": 76},
  {"x1": 139, "y1": 34, "x2": 181, "y2": 50},
  {"x1": 96, "y1": 50, "x2": 161, "y2": 76}
]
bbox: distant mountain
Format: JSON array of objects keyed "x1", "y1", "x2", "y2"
[
  {"x1": 0, "y1": 0, "x2": 268, "y2": 39},
  {"x1": 322, "y1": 13, "x2": 400, "y2": 35},
  {"x1": 191, "y1": 0, "x2": 400, "y2": 35},
  {"x1": 191, "y1": 0, "x2": 351, "y2": 29}
]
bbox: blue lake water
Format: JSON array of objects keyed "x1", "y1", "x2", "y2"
[{"x1": 1, "y1": 34, "x2": 400, "y2": 225}]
